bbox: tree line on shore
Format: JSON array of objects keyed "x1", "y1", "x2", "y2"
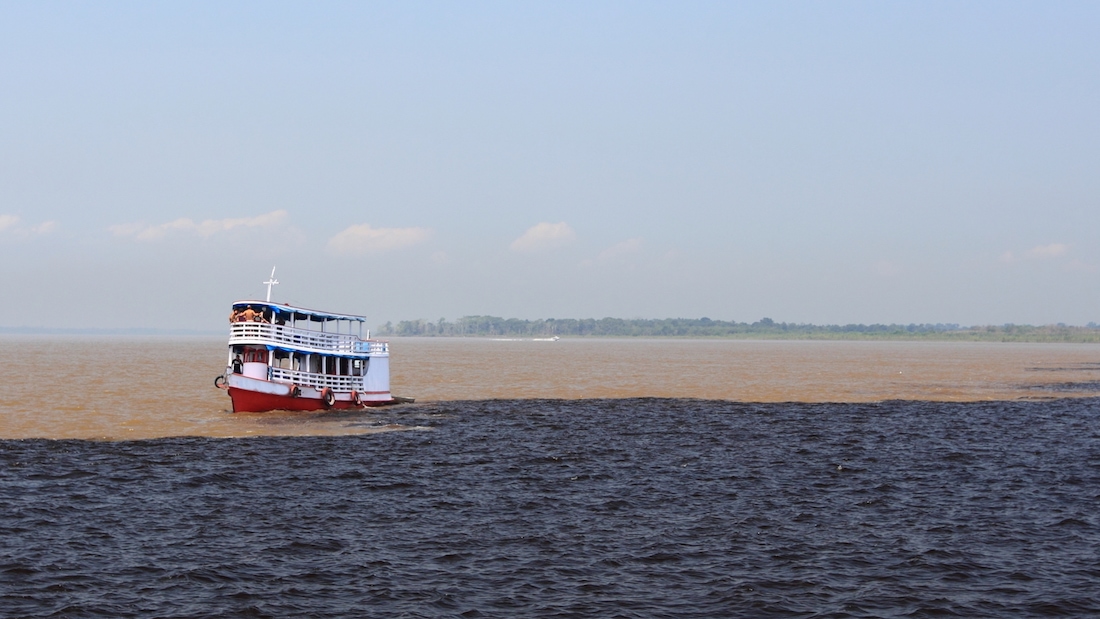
[{"x1": 375, "y1": 316, "x2": 1100, "y2": 342}]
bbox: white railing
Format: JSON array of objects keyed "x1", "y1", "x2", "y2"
[
  {"x1": 229, "y1": 322, "x2": 388, "y2": 354},
  {"x1": 269, "y1": 367, "x2": 365, "y2": 392}
]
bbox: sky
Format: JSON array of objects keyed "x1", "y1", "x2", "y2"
[{"x1": 1, "y1": 1, "x2": 1099, "y2": 330}]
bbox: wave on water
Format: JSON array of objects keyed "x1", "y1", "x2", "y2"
[{"x1": 2, "y1": 397, "x2": 1099, "y2": 617}]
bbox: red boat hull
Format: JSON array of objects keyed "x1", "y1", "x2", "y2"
[{"x1": 227, "y1": 387, "x2": 395, "y2": 413}]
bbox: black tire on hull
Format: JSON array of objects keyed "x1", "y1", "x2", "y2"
[{"x1": 321, "y1": 388, "x2": 336, "y2": 409}]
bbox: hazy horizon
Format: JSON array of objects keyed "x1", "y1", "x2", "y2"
[
  {"x1": 3, "y1": 315, "x2": 1098, "y2": 337},
  {"x1": 2, "y1": 3, "x2": 1098, "y2": 331}
]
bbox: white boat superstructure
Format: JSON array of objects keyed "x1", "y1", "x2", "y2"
[{"x1": 215, "y1": 287, "x2": 395, "y2": 412}]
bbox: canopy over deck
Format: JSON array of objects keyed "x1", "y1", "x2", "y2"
[{"x1": 231, "y1": 301, "x2": 366, "y2": 323}]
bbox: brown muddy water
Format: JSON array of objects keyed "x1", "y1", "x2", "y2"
[{"x1": 2, "y1": 335, "x2": 1099, "y2": 439}]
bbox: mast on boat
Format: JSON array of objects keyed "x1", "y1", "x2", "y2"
[{"x1": 263, "y1": 266, "x2": 279, "y2": 302}]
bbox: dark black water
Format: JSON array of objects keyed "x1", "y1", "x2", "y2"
[{"x1": 3, "y1": 398, "x2": 1099, "y2": 618}]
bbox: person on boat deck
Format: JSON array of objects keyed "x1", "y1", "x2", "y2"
[
  {"x1": 229, "y1": 309, "x2": 239, "y2": 322},
  {"x1": 241, "y1": 307, "x2": 257, "y2": 322},
  {"x1": 232, "y1": 355, "x2": 243, "y2": 374}
]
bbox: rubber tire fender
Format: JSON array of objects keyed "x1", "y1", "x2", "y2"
[
  {"x1": 214, "y1": 375, "x2": 226, "y2": 389},
  {"x1": 321, "y1": 387, "x2": 336, "y2": 409},
  {"x1": 289, "y1": 384, "x2": 301, "y2": 398},
  {"x1": 351, "y1": 390, "x2": 363, "y2": 407}
]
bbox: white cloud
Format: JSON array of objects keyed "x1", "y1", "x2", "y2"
[
  {"x1": 32, "y1": 221, "x2": 57, "y2": 234},
  {"x1": 0, "y1": 215, "x2": 56, "y2": 237},
  {"x1": 1025, "y1": 243, "x2": 1068, "y2": 259},
  {"x1": 510, "y1": 222, "x2": 576, "y2": 252},
  {"x1": 111, "y1": 209, "x2": 288, "y2": 241},
  {"x1": 1001, "y1": 243, "x2": 1072, "y2": 266},
  {"x1": 327, "y1": 223, "x2": 431, "y2": 255},
  {"x1": 597, "y1": 238, "x2": 643, "y2": 262}
]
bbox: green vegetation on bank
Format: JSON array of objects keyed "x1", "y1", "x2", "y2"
[{"x1": 376, "y1": 316, "x2": 1100, "y2": 343}]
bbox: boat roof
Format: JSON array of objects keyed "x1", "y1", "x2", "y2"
[{"x1": 231, "y1": 300, "x2": 366, "y2": 323}]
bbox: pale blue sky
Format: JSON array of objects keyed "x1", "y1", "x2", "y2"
[{"x1": 1, "y1": 2, "x2": 1098, "y2": 330}]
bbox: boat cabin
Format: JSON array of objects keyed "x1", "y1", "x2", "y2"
[{"x1": 225, "y1": 301, "x2": 386, "y2": 392}]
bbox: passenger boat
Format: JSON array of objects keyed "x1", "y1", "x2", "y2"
[{"x1": 214, "y1": 269, "x2": 397, "y2": 412}]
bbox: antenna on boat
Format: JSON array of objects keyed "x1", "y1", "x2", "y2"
[{"x1": 263, "y1": 266, "x2": 279, "y2": 302}]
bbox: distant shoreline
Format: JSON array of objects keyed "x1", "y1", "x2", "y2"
[{"x1": 377, "y1": 317, "x2": 1100, "y2": 344}]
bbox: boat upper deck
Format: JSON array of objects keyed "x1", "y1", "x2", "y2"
[
  {"x1": 232, "y1": 301, "x2": 367, "y2": 324},
  {"x1": 229, "y1": 301, "x2": 387, "y2": 356}
]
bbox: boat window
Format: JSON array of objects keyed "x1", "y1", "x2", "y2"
[{"x1": 272, "y1": 350, "x2": 291, "y2": 369}]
